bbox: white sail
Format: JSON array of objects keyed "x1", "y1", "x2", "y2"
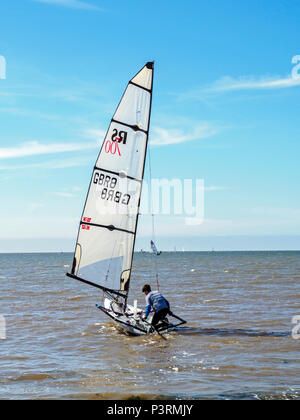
[
  {"x1": 68, "y1": 62, "x2": 154, "y2": 295},
  {"x1": 150, "y1": 240, "x2": 160, "y2": 256}
]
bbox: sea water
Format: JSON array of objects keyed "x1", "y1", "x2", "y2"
[{"x1": 0, "y1": 251, "x2": 299, "y2": 399}]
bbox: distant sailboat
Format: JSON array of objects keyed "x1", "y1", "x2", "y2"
[
  {"x1": 66, "y1": 62, "x2": 185, "y2": 336},
  {"x1": 150, "y1": 240, "x2": 162, "y2": 256}
]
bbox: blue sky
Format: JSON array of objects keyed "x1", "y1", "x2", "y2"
[{"x1": 0, "y1": 0, "x2": 300, "y2": 251}]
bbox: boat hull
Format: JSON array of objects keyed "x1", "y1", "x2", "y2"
[
  {"x1": 96, "y1": 297, "x2": 187, "y2": 337},
  {"x1": 96, "y1": 298, "x2": 150, "y2": 336}
]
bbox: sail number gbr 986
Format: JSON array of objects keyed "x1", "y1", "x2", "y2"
[{"x1": 93, "y1": 172, "x2": 131, "y2": 205}]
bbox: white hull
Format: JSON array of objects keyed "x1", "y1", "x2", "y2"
[
  {"x1": 97, "y1": 298, "x2": 186, "y2": 337},
  {"x1": 97, "y1": 298, "x2": 151, "y2": 336}
]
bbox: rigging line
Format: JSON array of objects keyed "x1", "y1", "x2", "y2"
[
  {"x1": 104, "y1": 227, "x2": 121, "y2": 302},
  {"x1": 147, "y1": 139, "x2": 160, "y2": 291}
]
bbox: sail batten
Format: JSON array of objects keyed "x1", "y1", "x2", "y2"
[
  {"x1": 79, "y1": 221, "x2": 135, "y2": 235},
  {"x1": 128, "y1": 81, "x2": 152, "y2": 93},
  {"x1": 111, "y1": 118, "x2": 148, "y2": 134},
  {"x1": 93, "y1": 166, "x2": 142, "y2": 183},
  {"x1": 68, "y1": 62, "x2": 154, "y2": 295}
]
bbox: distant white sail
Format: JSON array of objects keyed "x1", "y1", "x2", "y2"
[
  {"x1": 68, "y1": 63, "x2": 154, "y2": 295},
  {"x1": 150, "y1": 240, "x2": 161, "y2": 256}
]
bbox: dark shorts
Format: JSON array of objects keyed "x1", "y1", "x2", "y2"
[{"x1": 152, "y1": 308, "x2": 169, "y2": 326}]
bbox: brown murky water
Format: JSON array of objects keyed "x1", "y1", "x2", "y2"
[{"x1": 0, "y1": 251, "x2": 299, "y2": 400}]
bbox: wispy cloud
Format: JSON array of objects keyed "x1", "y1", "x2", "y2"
[
  {"x1": 203, "y1": 185, "x2": 229, "y2": 191},
  {"x1": 249, "y1": 206, "x2": 300, "y2": 219},
  {"x1": 150, "y1": 123, "x2": 218, "y2": 147},
  {"x1": 0, "y1": 156, "x2": 93, "y2": 171},
  {"x1": 33, "y1": 0, "x2": 102, "y2": 11},
  {"x1": 50, "y1": 186, "x2": 82, "y2": 197},
  {"x1": 28, "y1": 202, "x2": 45, "y2": 213},
  {"x1": 0, "y1": 107, "x2": 59, "y2": 120},
  {"x1": 0, "y1": 141, "x2": 97, "y2": 160},
  {"x1": 83, "y1": 128, "x2": 106, "y2": 144},
  {"x1": 208, "y1": 75, "x2": 300, "y2": 92},
  {"x1": 180, "y1": 74, "x2": 300, "y2": 101},
  {"x1": 51, "y1": 191, "x2": 76, "y2": 198}
]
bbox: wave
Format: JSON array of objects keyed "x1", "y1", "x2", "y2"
[
  {"x1": 174, "y1": 326, "x2": 290, "y2": 338},
  {"x1": 5, "y1": 373, "x2": 54, "y2": 383}
]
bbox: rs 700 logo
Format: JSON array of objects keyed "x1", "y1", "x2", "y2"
[{"x1": 105, "y1": 129, "x2": 128, "y2": 157}]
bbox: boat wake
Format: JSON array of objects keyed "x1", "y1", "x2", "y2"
[{"x1": 173, "y1": 326, "x2": 290, "y2": 338}]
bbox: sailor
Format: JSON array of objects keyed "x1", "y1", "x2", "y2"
[{"x1": 142, "y1": 284, "x2": 170, "y2": 326}]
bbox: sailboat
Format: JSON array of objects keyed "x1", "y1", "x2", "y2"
[
  {"x1": 66, "y1": 62, "x2": 186, "y2": 336},
  {"x1": 150, "y1": 240, "x2": 162, "y2": 256}
]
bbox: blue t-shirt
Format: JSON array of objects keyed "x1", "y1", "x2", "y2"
[{"x1": 145, "y1": 291, "x2": 169, "y2": 316}]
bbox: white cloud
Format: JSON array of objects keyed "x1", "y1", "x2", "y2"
[
  {"x1": 150, "y1": 123, "x2": 218, "y2": 147},
  {"x1": 0, "y1": 141, "x2": 97, "y2": 160},
  {"x1": 33, "y1": 0, "x2": 102, "y2": 11},
  {"x1": 50, "y1": 186, "x2": 82, "y2": 197},
  {"x1": 249, "y1": 206, "x2": 300, "y2": 219},
  {"x1": 208, "y1": 75, "x2": 300, "y2": 92},
  {"x1": 180, "y1": 73, "x2": 300, "y2": 100},
  {"x1": 0, "y1": 156, "x2": 93, "y2": 171},
  {"x1": 0, "y1": 107, "x2": 59, "y2": 120},
  {"x1": 203, "y1": 186, "x2": 229, "y2": 191},
  {"x1": 50, "y1": 192, "x2": 76, "y2": 198},
  {"x1": 28, "y1": 202, "x2": 45, "y2": 213},
  {"x1": 84, "y1": 128, "x2": 106, "y2": 144}
]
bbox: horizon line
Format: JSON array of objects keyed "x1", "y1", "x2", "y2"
[{"x1": 0, "y1": 249, "x2": 299, "y2": 254}]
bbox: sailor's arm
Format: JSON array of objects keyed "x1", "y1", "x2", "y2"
[{"x1": 144, "y1": 304, "x2": 151, "y2": 317}]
